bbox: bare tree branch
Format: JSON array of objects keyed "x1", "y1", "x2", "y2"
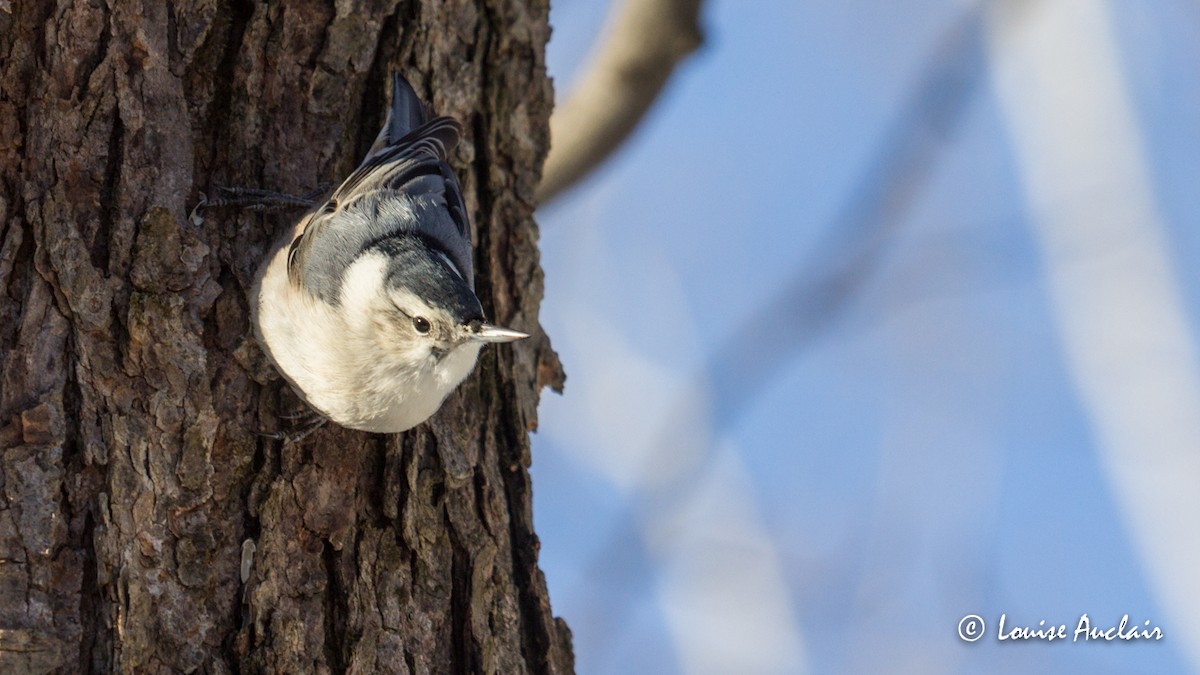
[
  {"x1": 561, "y1": 9, "x2": 988, "y2": 663},
  {"x1": 538, "y1": 0, "x2": 704, "y2": 205},
  {"x1": 988, "y1": 1, "x2": 1200, "y2": 667},
  {"x1": 708, "y1": 11, "x2": 984, "y2": 421}
]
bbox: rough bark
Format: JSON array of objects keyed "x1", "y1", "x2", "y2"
[{"x1": 0, "y1": 1, "x2": 571, "y2": 673}]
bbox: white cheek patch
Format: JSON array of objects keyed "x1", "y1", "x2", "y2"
[{"x1": 339, "y1": 253, "x2": 390, "y2": 327}]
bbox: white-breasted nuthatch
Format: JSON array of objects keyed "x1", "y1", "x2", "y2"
[{"x1": 252, "y1": 73, "x2": 528, "y2": 433}]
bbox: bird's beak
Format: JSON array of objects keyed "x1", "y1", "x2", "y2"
[{"x1": 470, "y1": 323, "x2": 529, "y2": 343}]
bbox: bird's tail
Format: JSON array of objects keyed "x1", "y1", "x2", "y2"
[{"x1": 366, "y1": 73, "x2": 429, "y2": 159}]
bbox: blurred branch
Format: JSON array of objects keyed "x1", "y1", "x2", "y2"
[
  {"x1": 988, "y1": 1, "x2": 1200, "y2": 668},
  {"x1": 708, "y1": 10, "x2": 985, "y2": 421},
  {"x1": 538, "y1": 0, "x2": 704, "y2": 205},
  {"x1": 574, "y1": 7, "x2": 988, "y2": 663}
]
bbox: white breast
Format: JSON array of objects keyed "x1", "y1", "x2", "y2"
[{"x1": 252, "y1": 244, "x2": 482, "y2": 433}]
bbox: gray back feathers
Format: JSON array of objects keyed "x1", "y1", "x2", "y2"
[{"x1": 287, "y1": 73, "x2": 474, "y2": 304}]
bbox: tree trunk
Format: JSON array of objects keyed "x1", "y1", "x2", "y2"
[{"x1": 0, "y1": 1, "x2": 571, "y2": 672}]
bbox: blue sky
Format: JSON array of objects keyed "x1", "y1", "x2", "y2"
[{"x1": 530, "y1": 1, "x2": 1200, "y2": 673}]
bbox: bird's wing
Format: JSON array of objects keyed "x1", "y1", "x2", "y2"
[{"x1": 286, "y1": 75, "x2": 475, "y2": 302}]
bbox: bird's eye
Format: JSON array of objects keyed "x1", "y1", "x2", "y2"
[{"x1": 412, "y1": 316, "x2": 432, "y2": 334}]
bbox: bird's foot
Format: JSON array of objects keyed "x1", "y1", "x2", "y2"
[{"x1": 255, "y1": 407, "x2": 329, "y2": 446}]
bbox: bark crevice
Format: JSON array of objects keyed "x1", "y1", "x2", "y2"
[{"x1": 2, "y1": 0, "x2": 571, "y2": 672}]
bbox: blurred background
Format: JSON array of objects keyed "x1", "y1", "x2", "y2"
[{"x1": 529, "y1": 1, "x2": 1200, "y2": 673}]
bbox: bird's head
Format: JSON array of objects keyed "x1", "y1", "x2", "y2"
[{"x1": 365, "y1": 236, "x2": 527, "y2": 372}]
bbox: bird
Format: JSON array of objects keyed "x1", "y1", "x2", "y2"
[{"x1": 251, "y1": 73, "x2": 528, "y2": 433}]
